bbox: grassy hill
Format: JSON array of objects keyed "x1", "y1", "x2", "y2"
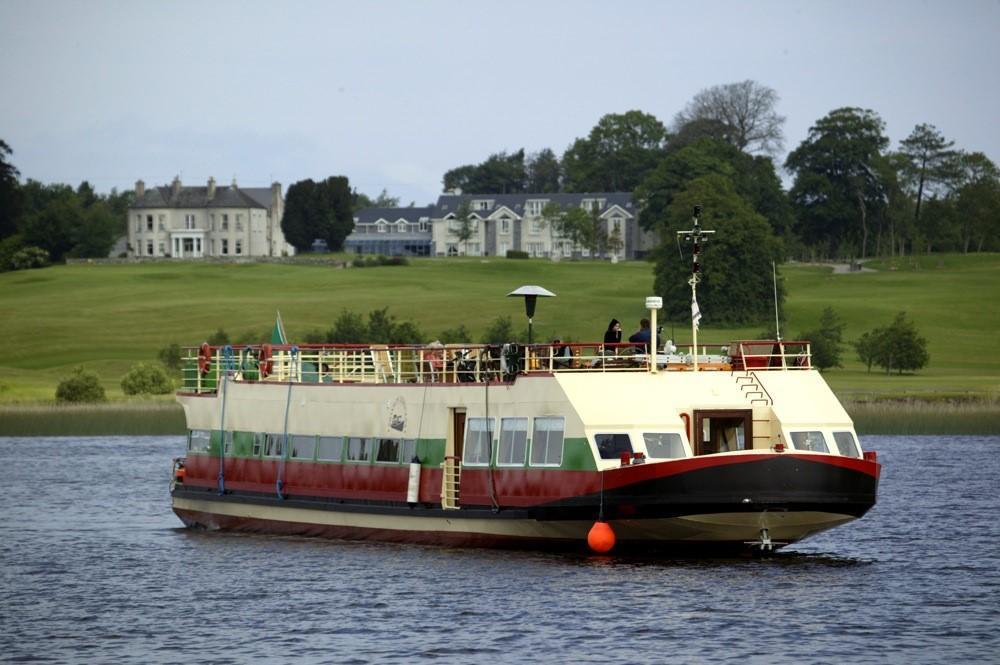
[{"x1": 1, "y1": 253, "x2": 998, "y2": 403}]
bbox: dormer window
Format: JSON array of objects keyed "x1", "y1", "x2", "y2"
[
  {"x1": 376, "y1": 221, "x2": 387, "y2": 233},
  {"x1": 396, "y1": 221, "x2": 407, "y2": 233}
]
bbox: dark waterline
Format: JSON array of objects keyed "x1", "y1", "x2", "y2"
[{"x1": 1, "y1": 436, "x2": 998, "y2": 664}]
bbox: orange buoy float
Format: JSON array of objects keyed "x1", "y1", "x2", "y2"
[{"x1": 587, "y1": 520, "x2": 616, "y2": 553}]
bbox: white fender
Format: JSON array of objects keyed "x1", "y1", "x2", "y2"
[{"x1": 406, "y1": 457, "x2": 421, "y2": 504}]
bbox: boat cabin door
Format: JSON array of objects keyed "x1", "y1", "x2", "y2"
[
  {"x1": 693, "y1": 410, "x2": 751, "y2": 456},
  {"x1": 441, "y1": 408, "x2": 465, "y2": 509}
]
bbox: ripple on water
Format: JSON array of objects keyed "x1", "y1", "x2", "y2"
[{"x1": 1, "y1": 435, "x2": 999, "y2": 664}]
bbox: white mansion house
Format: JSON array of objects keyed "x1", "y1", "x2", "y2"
[
  {"x1": 127, "y1": 176, "x2": 294, "y2": 258},
  {"x1": 346, "y1": 191, "x2": 655, "y2": 260}
]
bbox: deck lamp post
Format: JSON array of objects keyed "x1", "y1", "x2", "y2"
[
  {"x1": 507, "y1": 285, "x2": 556, "y2": 345},
  {"x1": 646, "y1": 296, "x2": 662, "y2": 374}
]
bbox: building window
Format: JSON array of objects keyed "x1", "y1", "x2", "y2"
[
  {"x1": 146, "y1": 215, "x2": 154, "y2": 231},
  {"x1": 530, "y1": 219, "x2": 544, "y2": 234},
  {"x1": 222, "y1": 214, "x2": 229, "y2": 231},
  {"x1": 316, "y1": 436, "x2": 344, "y2": 461},
  {"x1": 209, "y1": 213, "x2": 215, "y2": 231},
  {"x1": 472, "y1": 199, "x2": 493, "y2": 211},
  {"x1": 146, "y1": 241, "x2": 154, "y2": 256},
  {"x1": 525, "y1": 199, "x2": 548, "y2": 217},
  {"x1": 790, "y1": 431, "x2": 829, "y2": 453},
  {"x1": 467, "y1": 242, "x2": 480, "y2": 255},
  {"x1": 346, "y1": 437, "x2": 372, "y2": 463},
  {"x1": 222, "y1": 239, "x2": 229, "y2": 255},
  {"x1": 184, "y1": 214, "x2": 196, "y2": 230},
  {"x1": 235, "y1": 240, "x2": 242, "y2": 255},
  {"x1": 595, "y1": 433, "x2": 632, "y2": 460},
  {"x1": 612, "y1": 218, "x2": 622, "y2": 233},
  {"x1": 264, "y1": 433, "x2": 284, "y2": 457},
  {"x1": 498, "y1": 418, "x2": 528, "y2": 466},
  {"x1": 290, "y1": 435, "x2": 316, "y2": 460},
  {"x1": 527, "y1": 242, "x2": 545, "y2": 257},
  {"x1": 530, "y1": 417, "x2": 564, "y2": 467},
  {"x1": 236, "y1": 214, "x2": 242, "y2": 231},
  {"x1": 419, "y1": 220, "x2": 429, "y2": 232},
  {"x1": 377, "y1": 222, "x2": 387, "y2": 233},
  {"x1": 158, "y1": 242, "x2": 165, "y2": 255},
  {"x1": 397, "y1": 221, "x2": 407, "y2": 233},
  {"x1": 375, "y1": 438, "x2": 402, "y2": 464},
  {"x1": 464, "y1": 418, "x2": 495, "y2": 466},
  {"x1": 833, "y1": 431, "x2": 861, "y2": 458},
  {"x1": 158, "y1": 214, "x2": 166, "y2": 231},
  {"x1": 135, "y1": 214, "x2": 142, "y2": 232},
  {"x1": 446, "y1": 243, "x2": 458, "y2": 256},
  {"x1": 643, "y1": 433, "x2": 686, "y2": 459}
]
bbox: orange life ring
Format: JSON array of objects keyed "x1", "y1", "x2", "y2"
[
  {"x1": 260, "y1": 344, "x2": 273, "y2": 378},
  {"x1": 197, "y1": 343, "x2": 212, "y2": 375}
]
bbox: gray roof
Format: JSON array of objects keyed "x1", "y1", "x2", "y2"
[
  {"x1": 131, "y1": 183, "x2": 270, "y2": 209},
  {"x1": 432, "y1": 192, "x2": 635, "y2": 217},
  {"x1": 354, "y1": 206, "x2": 434, "y2": 224}
]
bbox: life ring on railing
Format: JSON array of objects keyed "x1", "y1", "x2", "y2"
[
  {"x1": 197, "y1": 343, "x2": 212, "y2": 375},
  {"x1": 260, "y1": 344, "x2": 273, "y2": 378}
]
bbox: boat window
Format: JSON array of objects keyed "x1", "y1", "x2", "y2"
[
  {"x1": 316, "y1": 436, "x2": 344, "y2": 461},
  {"x1": 346, "y1": 437, "x2": 372, "y2": 463},
  {"x1": 595, "y1": 433, "x2": 632, "y2": 460},
  {"x1": 530, "y1": 417, "x2": 564, "y2": 467},
  {"x1": 264, "y1": 433, "x2": 284, "y2": 457},
  {"x1": 643, "y1": 432, "x2": 686, "y2": 459},
  {"x1": 790, "y1": 431, "x2": 829, "y2": 453},
  {"x1": 833, "y1": 431, "x2": 861, "y2": 458},
  {"x1": 188, "y1": 430, "x2": 211, "y2": 453},
  {"x1": 290, "y1": 435, "x2": 317, "y2": 460},
  {"x1": 375, "y1": 438, "x2": 402, "y2": 463},
  {"x1": 464, "y1": 418, "x2": 495, "y2": 466},
  {"x1": 498, "y1": 418, "x2": 528, "y2": 466},
  {"x1": 402, "y1": 439, "x2": 417, "y2": 463},
  {"x1": 252, "y1": 432, "x2": 265, "y2": 457}
]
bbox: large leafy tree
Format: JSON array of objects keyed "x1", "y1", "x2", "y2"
[
  {"x1": 672, "y1": 80, "x2": 785, "y2": 155},
  {"x1": 897, "y1": 124, "x2": 959, "y2": 227},
  {"x1": 562, "y1": 110, "x2": 667, "y2": 192},
  {"x1": 281, "y1": 176, "x2": 354, "y2": 252},
  {"x1": 652, "y1": 174, "x2": 785, "y2": 327},
  {"x1": 636, "y1": 138, "x2": 793, "y2": 238},
  {"x1": 443, "y1": 150, "x2": 527, "y2": 194},
  {"x1": 785, "y1": 108, "x2": 890, "y2": 259},
  {"x1": 526, "y1": 149, "x2": 561, "y2": 192},
  {"x1": 953, "y1": 152, "x2": 1000, "y2": 252},
  {"x1": 0, "y1": 140, "x2": 23, "y2": 239}
]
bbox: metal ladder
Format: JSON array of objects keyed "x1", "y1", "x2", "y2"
[
  {"x1": 441, "y1": 456, "x2": 461, "y2": 510},
  {"x1": 735, "y1": 371, "x2": 772, "y2": 406}
]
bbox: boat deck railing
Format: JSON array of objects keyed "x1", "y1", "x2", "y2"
[{"x1": 179, "y1": 340, "x2": 812, "y2": 393}]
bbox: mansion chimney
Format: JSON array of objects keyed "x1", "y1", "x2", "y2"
[
  {"x1": 207, "y1": 177, "x2": 216, "y2": 200},
  {"x1": 135, "y1": 179, "x2": 145, "y2": 199},
  {"x1": 171, "y1": 175, "x2": 182, "y2": 198}
]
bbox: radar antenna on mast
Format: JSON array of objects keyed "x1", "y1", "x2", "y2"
[{"x1": 677, "y1": 205, "x2": 715, "y2": 372}]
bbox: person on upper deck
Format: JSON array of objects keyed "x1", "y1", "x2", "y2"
[
  {"x1": 603, "y1": 319, "x2": 622, "y2": 353},
  {"x1": 629, "y1": 318, "x2": 652, "y2": 353}
]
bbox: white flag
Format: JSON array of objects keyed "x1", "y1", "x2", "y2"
[{"x1": 692, "y1": 298, "x2": 702, "y2": 330}]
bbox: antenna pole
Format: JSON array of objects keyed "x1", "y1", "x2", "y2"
[
  {"x1": 677, "y1": 206, "x2": 715, "y2": 373},
  {"x1": 772, "y1": 261, "x2": 781, "y2": 341}
]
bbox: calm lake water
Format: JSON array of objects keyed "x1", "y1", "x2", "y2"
[{"x1": 1, "y1": 435, "x2": 998, "y2": 664}]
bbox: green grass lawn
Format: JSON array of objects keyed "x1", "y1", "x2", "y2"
[{"x1": 1, "y1": 254, "x2": 998, "y2": 402}]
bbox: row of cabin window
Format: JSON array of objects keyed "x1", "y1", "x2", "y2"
[
  {"x1": 188, "y1": 431, "x2": 416, "y2": 464},
  {"x1": 463, "y1": 416, "x2": 564, "y2": 467},
  {"x1": 789, "y1": 430, "x2": 860, "y2": 457}
]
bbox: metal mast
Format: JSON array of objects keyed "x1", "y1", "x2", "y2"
[{"x1": 677, "y1": 206, "x2": 714, "y2": 372}]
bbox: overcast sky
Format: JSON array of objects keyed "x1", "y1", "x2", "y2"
[{"x1": 1, "y1": 0, "x2": 997, "y2": 205}]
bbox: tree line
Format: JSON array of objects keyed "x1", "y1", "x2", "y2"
[{"x1": 0, "y1": 141, "x2": 133, "y2": 271}]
